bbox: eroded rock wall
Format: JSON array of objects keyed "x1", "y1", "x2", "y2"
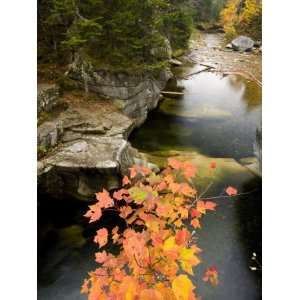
[{"x1": 67, "y1": 55, "x2": 172, "y2": 125}]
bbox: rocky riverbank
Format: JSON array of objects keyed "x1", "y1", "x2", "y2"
[{"x1": 38, "y1": 66, "x2": 171, "y2": 200}]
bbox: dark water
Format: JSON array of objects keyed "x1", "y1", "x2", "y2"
[
  {"x1": 131, "y1": 68, "x2": 261, "y2": 159},
  {"x1": 38, "y1": 65, "x2": 262, "y2": 299}
]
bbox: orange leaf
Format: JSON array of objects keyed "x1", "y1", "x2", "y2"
[
  {"x1": 210, "y1": 161, "x2": 217, "y2": 169},
  {"x1": 191, "y1": 208, "x2": 201, "y2": 218},
  {"x1": 182, "y1": 161, "x2": 197, "y2": 179},
  {"x1": 168, "y1": 158, "x2": 182, "y2": 170},
  {"x1": 95, "y1": 250, "x2": 108, "y2": 264},
  {"x1": 80, "y1": 279, "x2": 90, "y2": 294},
  {"x1": 196, "y1": 201, "x2": 207, "y2": 214},
  {"x1": 129, "y1": 167, "x2": 137, "y2": 179},
  {"x1": 140, "y1": 289, "x2": 164, "y2": 300},
  {"x1": 205, "y1": 201, "x2": 217, "y2": 211},
  {"x1": 119, "y1": 206, "x2": 133, "y2": 219},
  {"x1": 96, "y1": 189, "x2": 114, "y2": 208},
  {"x1": 175, "y1": 228, "x2": 190, "y2": 246},
  {"x1": 122, "y1": 175, "x2": 130, "y2": 186},
  {"x1": 113, "y1": 188, "x2": 128, "y2": 201},
  {"x1": 203, "y1": 266, "x2": 219, "y2": 286},
  {"x1": 225, "y1": 186, "x2": 238, "y2": 196},
  {"x1": 84, "y1": 203, "x2": 102, "y2": 223},
  {"x1": 94, "y1": 228, "x2": 108, "y2": 248},
  {"x1": 191, "y1": 218, "x2": 201, "y2": 228}
]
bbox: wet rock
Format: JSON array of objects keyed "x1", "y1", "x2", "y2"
[
  {"x1": 231, "y1": 36, "x2": 254, "y2": 52},
  {"x1": 142, "y1": 150, "x2": 257, "y2": 190},
  {"x1": 239, "y1": 157, "x2": 261, "y2": 177}
]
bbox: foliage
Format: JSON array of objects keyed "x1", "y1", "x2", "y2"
[
  {"x1": 38, "y1": 0, "x2": 194, "y2": 71},
  {"x1": 82, "y1": 158, "x2": 238, "y2": 299},
  {"x1": 220, "y1": 0, "x2": 262, "y2": 40},
  {"x1": 157, "y1": 1, "x2": 193, "y2": 50},
  {"x1": 192, "y1": 0, "x2": 226, "y2": 23}
]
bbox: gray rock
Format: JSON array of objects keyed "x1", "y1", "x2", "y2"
[
  {"x1": 37, "y1": 83, "x2": 61, "y2": 115},
  {"x1": 38, "y1": 104, "x2": 136, "y2": 200},
  {"x1": 231, "y1": 36, "x2": 255, "y2": 52},
  {"x1": 67, "y1": 54, "x2": 172, "y2": 126}
]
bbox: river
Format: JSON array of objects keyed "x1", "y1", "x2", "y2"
[{"x1": 38, "y1": 33, "x2": 262, "y2": 300}]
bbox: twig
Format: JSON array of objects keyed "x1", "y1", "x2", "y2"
[{"x1": 200, "y1": 188, "x2": 258, "y2": 200}]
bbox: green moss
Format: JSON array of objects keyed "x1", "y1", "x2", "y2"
[{"x1": 37, "y1": 146, "x2": 48, "y2": 159}]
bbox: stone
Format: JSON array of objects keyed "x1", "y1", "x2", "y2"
[
  {"x1": 37, "y1": 100, "x2": 136, "y2": 200},
  {"x1": 225, "y1": 43, "x2": 233, "y2": 49},
  {"x1": 67, "y1": 54, "x2": 172, "y2": 126},
  {"x1": 37, "y1": 121, "x2": 63, "y2": 151},
  {"x1": 37, "y1": 83, "x2": 61, "y2": 115},
  {"x1": 231, "y1": 36, "x2": 255, "y2": 52}
]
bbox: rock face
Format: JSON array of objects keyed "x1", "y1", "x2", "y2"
[
  {"x1": 67, "y1": 56, "x2": 172, "y2": 126},
  {"x1": 38, "y1": 83, "x2": 61, "y2": 115},
  {"x1": 254, "y1": 121, "x2": 262, "y2": 174},
  {"x1": 38, "y1": 100, "x2": 137, "y2": 200},
  {"x1": 231, "y1": 36, "x2": 254, "y2": 52}
]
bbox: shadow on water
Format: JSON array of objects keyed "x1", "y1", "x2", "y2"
[{"x1": 37, "y1": 194, "x2": 125, "y2": 300}]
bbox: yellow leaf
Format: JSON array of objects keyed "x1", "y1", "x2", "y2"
[
  {"x1": 163, "y1": 236, "x2": 177, "y2": 251},
  {"x1": 172, "y1": 275, "x2": 195, "y2": 300},
  {"x1": 155, "y1": 283, "x2": 177, "y2": 300},
  {"x1": 179, "y1": 248, "x2": 200, "y2": 275}
]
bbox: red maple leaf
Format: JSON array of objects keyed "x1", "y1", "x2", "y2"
[
  {"x1": 203, "y1": 266, "x2": 219, "y2": 286},
  {"x1": 129, "y1": 167, "x2": 137, "y2": 179},
  {"x1": 205, "y1": 201, "x2": 217, "y2": 211},
  {"x1": 122, "y1": 175, "x2": 130, "y2": 186},
  {"x1": 168, "y1": 158, "x2": 182, "y2": 170},
  {"x1": 119, "y1": 206, "x2": 133, "y2": 219},
  {"x1": 182, "y1": 161, "x2": 197, "y2": 179},
  {"x1": 95, "y1": 250, "x2": 108, "y2": 264},
  {"x1": 96, "y1": 189, "x2": 114, "y2": 208},
  {"x1": 191, "y1": 218, "x2": 201, "y2": 228},
  {"x1": 113, "y1": 188, "x2": 129, "y2": 201},
  {"x1": 225, "y1": 186, "x2": 238, "y2": 196},
  {"x1": 84, "y1": 203, "x2": 102, "y2": 223},
  {"x1": 94, "y1": 228, "x2": 108, "y2": 248},
  {"x1": 175, "y1": 229, "x2": 190, "y2": 246}
]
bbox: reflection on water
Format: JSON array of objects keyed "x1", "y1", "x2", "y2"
[{"x1": 131, "y1": 69, "x2": 261, "y2": 159}]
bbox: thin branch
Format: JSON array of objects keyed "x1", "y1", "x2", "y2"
[{"x1": 200, "y1": 188, "x2": 258, "y2": 200}]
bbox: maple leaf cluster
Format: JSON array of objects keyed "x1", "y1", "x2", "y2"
[{"x1": 81, "y1": 158, "x2": 236, "y2": 299}]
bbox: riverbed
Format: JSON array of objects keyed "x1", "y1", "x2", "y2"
[{"x1": 38, "y1": 33, "x2": 262, "y2": 300}]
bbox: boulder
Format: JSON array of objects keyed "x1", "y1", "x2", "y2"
[
  {"x1": 231, "y1": 36, "x2": 255, "y2": 52},
  {"x1": 38, "y1": 101, "x2": 136, "y2": 200}
]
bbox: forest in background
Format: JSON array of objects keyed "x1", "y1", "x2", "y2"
[{"x1": 38, "y1": 0, "x2": 261, "y2": 73}]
